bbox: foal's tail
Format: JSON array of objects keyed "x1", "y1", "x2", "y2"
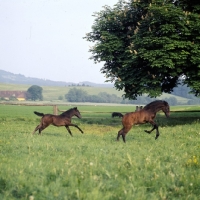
[{"x1": 34, "y1": 111, "x2": 44, "y2": 117}]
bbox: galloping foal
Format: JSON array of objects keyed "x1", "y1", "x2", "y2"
[{"x1": 117, "y1": 100, "x2": 170, "y2": 142}]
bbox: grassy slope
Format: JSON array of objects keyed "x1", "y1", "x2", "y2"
[{"x1": 0, "y1": 83, "x2": 189, "y2": 103}]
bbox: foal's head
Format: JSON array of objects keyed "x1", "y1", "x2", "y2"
[
  {"x1": 73, "y1": 107, "x2": 82, "y2": 118},
  {"x1": 162, "y1": 101, "x2": 170, "y2": 117}
]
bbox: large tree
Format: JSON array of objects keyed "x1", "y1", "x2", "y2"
[{"x1": 84, "y1": 0, "x2": 200, "y2": 99}]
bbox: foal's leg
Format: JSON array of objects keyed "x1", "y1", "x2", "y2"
[
  {"x1": 65, "y1": 125, "x2": 73, "y2": 136},
  {"x1": 144, "y1": 121, "x2": 159, "y2": 139},
  {"x1": 117, "y1": 129, "x2": 123, "y2": 141},
  {"x1": 32, "y1": 124, "x2": 40, "y2": 134},
  {"x1": 68, "y1": 123, "x2": 84, "y2": 134},
  {"x1": 38, "y1": 125, "x2": 49, "y2": 135},
  {"x1": 32, "y1": 123, "x2": 49, "y2": 135},
  {"x1": 117, "y1": 125, "x2": 132, "y2": 143}
]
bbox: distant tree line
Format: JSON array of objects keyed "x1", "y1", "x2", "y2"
[
  {"x1": 65, "y1": 88, "x2": 121, "y2": 103},
  {"x1": 1, "y1": 84, "x2": 200, "y2": 105},
  {"x1": 68, "y1": 83, "x2": 91, "y2": 87},
  {"x1": 171, "y1": 85, "x2": 200, "y2": 105},
  {"x1": 65, "y1": 85, "x2": 200, "y2": 105}
]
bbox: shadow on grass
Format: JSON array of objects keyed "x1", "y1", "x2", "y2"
[
  {"x1": 32, "y1": 131, "x2": 77, "y2": 137},
  {"x1": 79, "y1": 111, "x2": 200, "y2": 127},
  {"x1": 156, "y1": 112, "x2": 200, "y2": 127}
]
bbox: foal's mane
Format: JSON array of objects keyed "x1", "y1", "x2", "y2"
[
  {"x1": 143, "y1": 100, "x2": 167, "y2": 110},
  {"x1": 60, "y1": 107, "x2": 77, "y2": 116}
]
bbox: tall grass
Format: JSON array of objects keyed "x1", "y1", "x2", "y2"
[{"x1": 0, "y1": 105, "x2": 200, "y2": 199}]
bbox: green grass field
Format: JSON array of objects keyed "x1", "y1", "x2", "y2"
[{"x1": 0, "y1": 104, "x2": 200, "y2": 199}]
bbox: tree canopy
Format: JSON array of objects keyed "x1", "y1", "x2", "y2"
[
  {"x1": 84, "y1": 0, "x2": 200, "y2": 99},
  {"x1": 26, "y1": 85, "x2": 43, "y2": 101}
]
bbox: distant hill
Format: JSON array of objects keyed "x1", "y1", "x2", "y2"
[{"x1": 0, "y1": 69, "x2": 113, "y2": 87}]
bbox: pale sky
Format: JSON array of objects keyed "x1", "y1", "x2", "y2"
[{"x1": 0, "y1": 0, "x2": 118, "y2": 84}]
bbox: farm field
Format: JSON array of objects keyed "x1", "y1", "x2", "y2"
[{"x1": 0, "y1": 104, "x2": 200, "y2": 199}]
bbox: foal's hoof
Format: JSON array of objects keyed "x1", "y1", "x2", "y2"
[{"x1": 144, "y1": 130, "x2": 150, "y2": 134}]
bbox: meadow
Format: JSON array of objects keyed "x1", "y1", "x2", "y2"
[{"x1": 0, "y1": 104, "x2": 200, "y2": 200}]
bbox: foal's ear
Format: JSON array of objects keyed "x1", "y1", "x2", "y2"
[{"x1": 74, "y1": 107, "x2": 77, "y2": 109}]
